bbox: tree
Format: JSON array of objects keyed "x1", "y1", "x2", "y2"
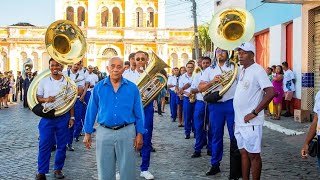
[{"x1": 193, "y1": 24, "x2": 212, "y2": 54}]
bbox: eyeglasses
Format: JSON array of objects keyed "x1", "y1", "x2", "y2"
[{"x1": 136, "y1": 58, "x2": 146, "y2": 62}]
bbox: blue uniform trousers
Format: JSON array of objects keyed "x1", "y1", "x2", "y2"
[
  {"x1": 183, "y1": 96, "x2": 195, "y2": 136},
  {"x1": 209, "y1": 99, "x2": 235, "y2": 166},
  {"x1": 206, "y1": 112, "x2": 213, "y2": 152},
  {"x1": 84, "y1": 91, "x2": 91, "y2": 105},
  {"x1": 68, "y1": 99, "x2": 85, "y2": 144},
  {"x1": 140, "y1": 102, "x2": 154, "y2": 171},
  {"x1": 38, "y1": 113, "x2": 70, "y2": 173},
  {"x1": 169, "y1": 90, "x2": 177, "y2": 120},
  {"x1": 194, "y1": 100, "x2": 209, "y2": 153}
]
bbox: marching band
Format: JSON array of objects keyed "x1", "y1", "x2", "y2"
[{"x1": 4, "y1": 6, "x2": 281, "y2": 180}]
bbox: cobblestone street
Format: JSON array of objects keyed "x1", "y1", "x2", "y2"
[{"x1": 0, "y1": 103, "x2": 319, "y2": 180}]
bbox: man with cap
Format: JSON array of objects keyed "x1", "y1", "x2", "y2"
[
  {"x1": 199, "y1": 47, "x2": 238, "y2": 176},
  {"x1": 233, "y1": 42, "x2": 275, "y2": 180}
]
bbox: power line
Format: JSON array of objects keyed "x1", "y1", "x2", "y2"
[
  {"x1": 249, "y1": 3, "x2": 266, "y2": 12},
  {"x1": 165, "y1": 0, "x2": 190, "y2": 8}
]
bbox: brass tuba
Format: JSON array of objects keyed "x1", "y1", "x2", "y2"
[
  {"x1": 202, "y1": 7, "x2": 255, "y2": 98},
  {"x1": 27, "y1": 20, "x2": 87, "y2": 118},
  {"x1": 189, "y1": 68, "x2": 202, "y2": 103},
  {"x1": 136, "y1": 51, "x2": 170, "y2": 107}
]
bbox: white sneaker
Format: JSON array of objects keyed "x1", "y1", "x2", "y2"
[
  {"x1": 116, "y1": 172, "x2": 120, "y2": 180},
  {"x1": 140, "y1": 171, "x2": 154, "y2": 180}
]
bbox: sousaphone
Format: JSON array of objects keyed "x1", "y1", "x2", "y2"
[
  {"x1": 203, "y1": 7, "x2": 255, "y2": 98},
  {"x1": 27, "y1": 20, "x2": 87, "y2": 118}
]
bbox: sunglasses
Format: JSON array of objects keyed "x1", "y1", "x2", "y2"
[
  {"x1": 216, "y1": 49, "x2": 227, "y2": 54},
  {"x1": 136, "y1": 58, "x2": 146, "y2": 62}
]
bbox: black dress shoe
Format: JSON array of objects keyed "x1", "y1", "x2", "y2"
[
  {"x1": 66, "y1": 144, "x2": 74, "y2": 151},
  {"x1": 191, "y1": 152, "x2": 201, "y2": 158},
  {"x1": 54, "y1": 170, "x2": 65, "y2": 179},
  {"x1": 207, "y1": 151, "x2": 212, "y2": 156},
  {"x1": 206, "y1": 166, "x2": 221, "y2": 176},
  {"x1": 151, "y1": 147, "x2": 156, "y2": 152},
  {"x1": 35, "y1": 173, "x2": 46, "y2": 180},
  {"x1": 185, "y1": 135, "x2": 190, "y2": 139},
  {"x1": 178, "y1": 124, "x2": 184, "y2": 127},
  {"x1": 75, "y1": 137, "x2": 80, "y2": 142}
]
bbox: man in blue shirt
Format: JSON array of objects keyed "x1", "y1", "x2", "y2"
[{"x1": 83, "y1": 57, "x2": 145, "y2": 180}]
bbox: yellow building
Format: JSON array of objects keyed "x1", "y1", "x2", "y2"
[{"x1": 0, "y1": 0, "x2": 194, "y2": 74}]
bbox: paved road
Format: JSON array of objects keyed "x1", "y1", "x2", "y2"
[{"x1": 0, "y1": 103, "x2": 319, "y2": 179}]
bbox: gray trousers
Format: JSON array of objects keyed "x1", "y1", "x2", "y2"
[{"x1": 96, "y1": 124, "x2": 136, "y2": 180}]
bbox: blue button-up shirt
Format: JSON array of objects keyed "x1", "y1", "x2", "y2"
[{"x1": 84, "y1": 76, "x2": 145, "y2": 134}]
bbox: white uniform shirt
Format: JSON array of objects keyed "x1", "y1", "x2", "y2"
[
  {"x1": 179, "y1": 73, "x2": 193, "y2": 97},
  {"x1": 167, "y1": 75, "x2": 178, "y2": 91},
  {"x1": 123, "y1": 69, "x2": 141, "y2": 84},
  {"x1": 37, "y1": 76, "x2": 68, "y2": 107},
  {"x1": 283, "y1": 69, "x2": 295, "y2": 92},
  {"x1": 233, "y1": 63, "x2": 273, "y2": 126},
  {"x1": 79, "y1": 68, "x2": 89, "y2": 78},
  {"x1": 123, "y1": 68, "x2": 134, "y2": 78},
  {"x1": 86, "y1": 73, "x2": 99, "y2": 91},
  {"x1": 63, "y1": 70, "x2": 85, "y2": 87},
  {"x1": 200, "y1": 63, "x2": 237, "y2": 102},
  {"x1": 191, "y1": 71, "x2": 204, "y2": 101}
]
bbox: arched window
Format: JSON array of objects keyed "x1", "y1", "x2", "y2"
[
  {"x1": 101, "y1": 6, "x2": 109, "y2": 27},
  {"x1": 66, "y1": 6, "x2": 74, "y2": 22},
  {"x1": 147, "y1": 7, "x2": 154, "y2": 27},
  {"x1": 101, "y1": 48, "x2": 118, "y2": 72},
  {"x1": 170, "y1": 53, "x2": 178, "y2": 68},
  {"x1": 42, "y1": 52, "x2": 50, "y2": 71},
  {"x1": 112, "y1": 7, "x2": 120, "y2": 27},
  {"x1": 102, "y1": 48, "x2": 118, "y2": 58},
  {"x1": 181, "y1": 53, "x2": 189, "y2": 66},
  {"x1": 136, "y1": 7, "x2": 143, "y2": 27},
  {"x1": 31, "y1": 52, "x2": 39, "y2": 71},
  {"x1": 77, "y1": 6, "x2": 85, "y2": 26},
  {"x1": 0, "y1": 52, "x2": 7, "y2": 72}
]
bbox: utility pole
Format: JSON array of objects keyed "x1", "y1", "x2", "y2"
[{"x1": 191, "y1": 0, "x2": 199, "y2": 60}]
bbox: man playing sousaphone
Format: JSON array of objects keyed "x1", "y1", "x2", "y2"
[
  {"x1": 123, "y1": 50, "x2": 155, "y2": 179},
  {"x1": 36, "y1": 58, "x2": 75, "y2": 180},
  {"x1": 198, "y1": 47, "x2": 238, "y2": 176}
]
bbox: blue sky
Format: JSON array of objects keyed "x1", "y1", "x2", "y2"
[{"x1": 0, "y1": 0, "x2": 213, "y2": 28}]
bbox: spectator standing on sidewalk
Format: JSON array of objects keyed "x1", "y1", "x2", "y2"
[{"x1": 282, "y1": 61, "x2": 295, "y2": 117}]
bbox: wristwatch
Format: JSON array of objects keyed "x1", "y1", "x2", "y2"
[
  {"x1": 251, "y1": 109, "x2": 258, "y2": 116},
  {"x1": 70, "y1": 117, "x2": 75, "y2": 120}
]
